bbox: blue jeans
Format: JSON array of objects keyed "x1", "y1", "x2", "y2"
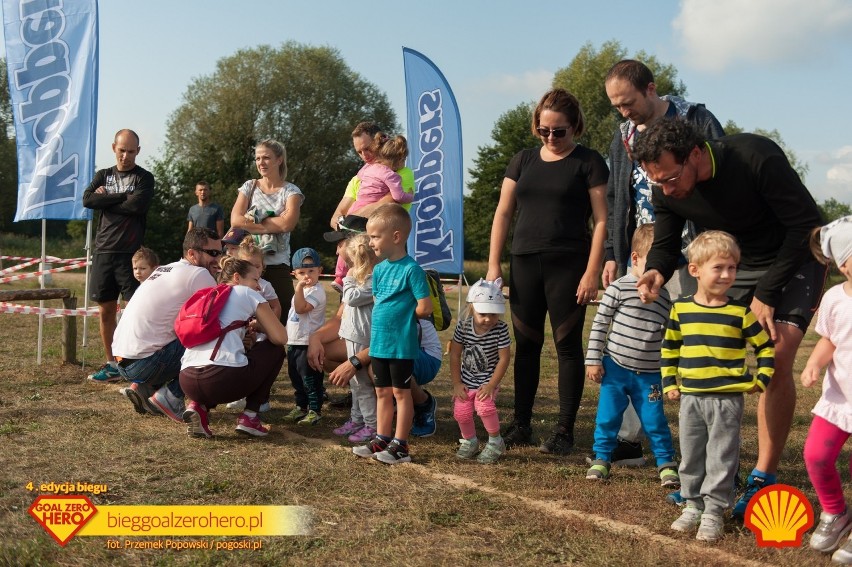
[
  {"x1": 116, "y1": 338, "x2": 185, "y2": 399},
  {"x1": 593, "y1": 356, "x2": 675, "y2": 467}
]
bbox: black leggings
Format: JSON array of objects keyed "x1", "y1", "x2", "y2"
[{"x1": 509, "y1": 252, "x2": 587, "y2": 432}]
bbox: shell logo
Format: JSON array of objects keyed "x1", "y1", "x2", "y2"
[{"x1": 744, "y1": 484, "x2": 814, "y2": 548}]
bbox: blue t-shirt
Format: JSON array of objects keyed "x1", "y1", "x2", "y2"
[
  {"x1": 187, "y1": 203, "x2": 224, "y2": 232},
  {"x1": 370, "y1": 255, "x2": 430, "y2": 359}
]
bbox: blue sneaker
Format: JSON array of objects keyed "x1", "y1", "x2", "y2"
[
  {"x1": 411, "y1": 390, "x2": 437, "y2": 437},
  {"x1": 666, "y1": 490, "x2": 685, "y2": 507},
  {"x1": 733, "y1": 471, "x2": 775, "y2": 520},
  {"x1": 87, "y1": 363, "x2": 122, "y2": 383}
]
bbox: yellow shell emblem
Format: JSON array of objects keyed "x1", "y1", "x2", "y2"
[{"x1": 744, "y1": 484, "x2": 814, "y2": 548}]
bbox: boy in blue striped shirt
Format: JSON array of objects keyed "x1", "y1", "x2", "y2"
[{"x1": 585, "y1": 224, "x2": 678, "y2": 487}]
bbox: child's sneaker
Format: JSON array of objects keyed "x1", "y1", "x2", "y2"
[
  {"x1": 333, "y1": 419, "x2": 363, "y2": 436},
  {"x1": 659, "y1": 466, "x2": 680, "y2": 489},
  {"x1": 477, "y1": 439, "x2": 505, "y2": 464},
  {"x1": 586, "y1": 459, "x2": 611, "y2": 480},
  {"x1": 375, "y1": 440, "x2": 412, "y2": 464},
  {"x1": 696, "y1": 513, "x2": 724, "y2": 542},
  {"x1": 456, "y1": 438, "x2": 479, "y2": 460},
  {"x1": 235, "y1": 413, "x2": 270, "y2": 437},
  {"x1": 811, "y1": 509, "x2": 852, "y2": 552},
  {"x1": 331, "y1": 278, "x2": 344, "y2": 294},
  {"x1": 670, "y1": 505, "x2": 703, "y2": 532},
  {"x1": 226, "y1": 398, "x2": 247, "y2": 411},
  {"x1": 183, "y1": 401, "x2": 213, "y2": 439},
  {"x1": 833, "y1": 537, "x2": 852, "y2": 564},
  {"x1": 283, "y1": 407, "x2": 308, "y2": 422},
  {"x1": 297, "y1": 409, "x2": 321, "y2": 425},
  {"x1": 348, "y1": 425, "x2": 376, "y2": 444},
  {"x1": 353, "y1": 436, "x2": 388, "y2": 458},
  {"x1": 87, "y1": 363, "x2": 122, "y2": 383}
]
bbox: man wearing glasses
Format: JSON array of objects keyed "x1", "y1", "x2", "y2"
[
  {"x1": 633, "y1": 117, "x2": 826, "y2": 519},
  {"x1": 83, "y1": 129, "x2": 155, "y2": 383},
  {"x1": 112, "y1": 228, "x2": 223, "y2": 421},
  {"x1": 600, "y1": 60, "x2": 726, "y2": 472}
]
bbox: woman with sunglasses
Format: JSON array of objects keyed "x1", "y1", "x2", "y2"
[
  {"x1": 486, "y1": 88, "x2": 609, "y2": 455},
  {"x1": 230, "y1": 139, "x2": 304, "y2": 319}
]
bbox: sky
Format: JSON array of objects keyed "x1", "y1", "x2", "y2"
[{"x1": 2, "y1": 0, "x2": 852, "y2": 204}]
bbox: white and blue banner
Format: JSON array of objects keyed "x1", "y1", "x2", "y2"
[
  {"x1": 403, "y1": 47, "x2": 463, "y2": 274},
  {"x1": 3, "y1": 0, "x2": 98, "y2": 221}
]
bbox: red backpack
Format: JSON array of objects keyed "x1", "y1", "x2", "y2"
[{"x1": 174, "y1": 284, "x2": 251, "y2": 359}]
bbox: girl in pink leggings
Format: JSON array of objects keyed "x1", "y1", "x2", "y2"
[
  {"x1": 802, "y1": 215, "x2": 852, "y2": 561},
  {"x1": 450, "y1": 279, "x2": 511, "y2": 464}
]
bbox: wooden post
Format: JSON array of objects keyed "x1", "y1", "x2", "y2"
[{"x1": 62, "y1": 296, "x2": 78, "y2": 364}]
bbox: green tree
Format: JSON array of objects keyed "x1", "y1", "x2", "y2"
[
  {"x1": 723, "y1": 120, "x2": 809, "y2": 180},
  {"x1": 552, "y1": 40, "x2": 685, "y2": 157},
  {"x1": 818, "y1": 197, "x2": 852, "y2": 223},
  {"x1": 463, "y1": 103, "x2": 539, "y2": 261},
  {"x1": 151, "y1": 42, "x2": 398, "y2": 262}
]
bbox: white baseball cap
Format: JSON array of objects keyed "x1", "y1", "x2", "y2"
[{"x1": 467, "y1": 278, "x2": 505, "y2": 314}]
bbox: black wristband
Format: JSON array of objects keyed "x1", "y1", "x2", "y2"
[{"x1": 349, "y1": 355, "x2": 363, "y2": 370}]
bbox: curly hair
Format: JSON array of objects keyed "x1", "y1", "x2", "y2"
[{"x1": 632, "y1": 117, "x2": 705, "y2": 165}]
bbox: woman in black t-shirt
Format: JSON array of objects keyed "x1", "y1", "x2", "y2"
[{"x1": 486, "y1": 88, "x2": 609, "y2": 454}]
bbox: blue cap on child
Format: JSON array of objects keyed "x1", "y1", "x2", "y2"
[{"x1": 292, "y1": 247, "x2": 321, "y2": 269}]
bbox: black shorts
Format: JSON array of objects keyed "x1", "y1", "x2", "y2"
[
  {"x1": 372, "y1": 357, "x2": 414, "y2": 390},
  {"x1": 89, "y1": 252, "x2": 139, "y2": 303},
  {"x1": 729, "y1": 260, "x2": 828, "y2": 331}
]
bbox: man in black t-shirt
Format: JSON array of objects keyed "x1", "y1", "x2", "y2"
[
  {"x1": 82, "y1": 129, "x2": 155, "y2": 383},
  {"x1": 633, "y1": 118, "x2": 825, "y2": 519}
]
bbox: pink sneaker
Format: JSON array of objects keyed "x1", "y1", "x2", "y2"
[
  {"x1": 348, "y1": 425, "x2": 377, "y2": 443},
  {"x1": 236, "y1": 413, "x2": 270, "y2": 437},
  {"x1": 333, "y1": 419, "x2": 364, "y2": 436},
  {"x1": 183, "y1": 401, "x2": 213, "y2": 438}
]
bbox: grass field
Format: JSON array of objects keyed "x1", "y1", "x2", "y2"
[{"x1": 0, "y1": 266, "x2": 843, "y2": 566}]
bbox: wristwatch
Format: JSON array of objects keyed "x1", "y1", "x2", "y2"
[{"x1": 349, "y1": 355, "x2": 363, "y2": 370}]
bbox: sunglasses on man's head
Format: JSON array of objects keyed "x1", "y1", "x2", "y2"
[
  {"x1": 193, "y1": 248, "x2": 222, "y2": 258},
  {"x1": 536, "y1": 127, "x2": 570, "y2": 138}
]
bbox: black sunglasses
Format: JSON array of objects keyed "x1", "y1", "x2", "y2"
[
  {"x1": 193, "y1": 247, "x2": 222, "y2": 258},
  {"x1": 536, "y1": 127, "x2": 570, "y2": 138}
]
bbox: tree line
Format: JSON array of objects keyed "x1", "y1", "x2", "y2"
[{"x1": 0, "y1": 41, "x2": 848, "y2": 265}]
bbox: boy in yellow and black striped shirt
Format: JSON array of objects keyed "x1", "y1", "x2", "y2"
[{"x1": 663, "y1": 231, "x2": 774, "y2": 543}]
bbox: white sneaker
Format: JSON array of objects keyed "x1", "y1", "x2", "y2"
[
  {"x1": 226, "y1": 398, "x2": 270, "y2": 412},
  {"x1": 811, "y1": 509, "x2": 852, "y2": 552},
  {"x1": 696, "y1": 513, "x2": 724, "y2": 542},
  {"x1": 670, "y1": 506, "x2": 703, "y2": 532},
  {"x1": 455, "y1": 438, "x2": 479, "y2": 460}
]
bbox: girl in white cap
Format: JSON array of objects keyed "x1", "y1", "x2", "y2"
[
  {"x1": 802, "y1": 216, "x2": 852, "y2": 560},
  {"x1": 450, "y1": 278, "x2": 512, "y2": 463}
]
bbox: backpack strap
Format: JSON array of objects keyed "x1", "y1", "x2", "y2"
[{"x1": 209, "y1": 319, "x2": 252, "y2": 360}]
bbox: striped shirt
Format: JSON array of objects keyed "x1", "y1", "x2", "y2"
[
  {"x1": 661, "y1": 298, "x2": 774, "y2": 395},
  {"x1": 452, "y1": 317, "x2": 511, "y2": 388},
  {"x1": 585, "y1": 274, "x2": 672, "y2": 372}
]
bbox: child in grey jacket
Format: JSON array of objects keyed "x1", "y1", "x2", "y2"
[{"x1": 332, "y1": 233, "x2": 380, "y2": 443}]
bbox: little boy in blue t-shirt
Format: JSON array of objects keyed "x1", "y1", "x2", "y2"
[{"x1": 352, "y1": 204, "x2": 432, "y2": 464}]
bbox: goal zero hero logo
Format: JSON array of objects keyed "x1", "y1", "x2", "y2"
[{"x1": 28, "y1": 495, "x2": 97, "y2": 546}]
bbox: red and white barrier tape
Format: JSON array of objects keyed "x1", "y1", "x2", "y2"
[
  {"x1": 0, "y1": 261, "x2": 88, "y2": 283},
  {"x1": 0, "y1": 302, "x2": 99, "y2": 317}
]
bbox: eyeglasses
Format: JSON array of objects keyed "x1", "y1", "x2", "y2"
[
  {"x1": 536, "y1": 127, "x2": 570, "y2": 138},
  {"x1": 193, "y1": 248, "x2": 222, "y2": 258},
  {"x1": 647, "y1": 163, "x2": 685, "y2": 192}
]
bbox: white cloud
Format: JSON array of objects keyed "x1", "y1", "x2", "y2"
[{"x1": 673, "y1": 0, "x2": 852, "y2": 72}]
